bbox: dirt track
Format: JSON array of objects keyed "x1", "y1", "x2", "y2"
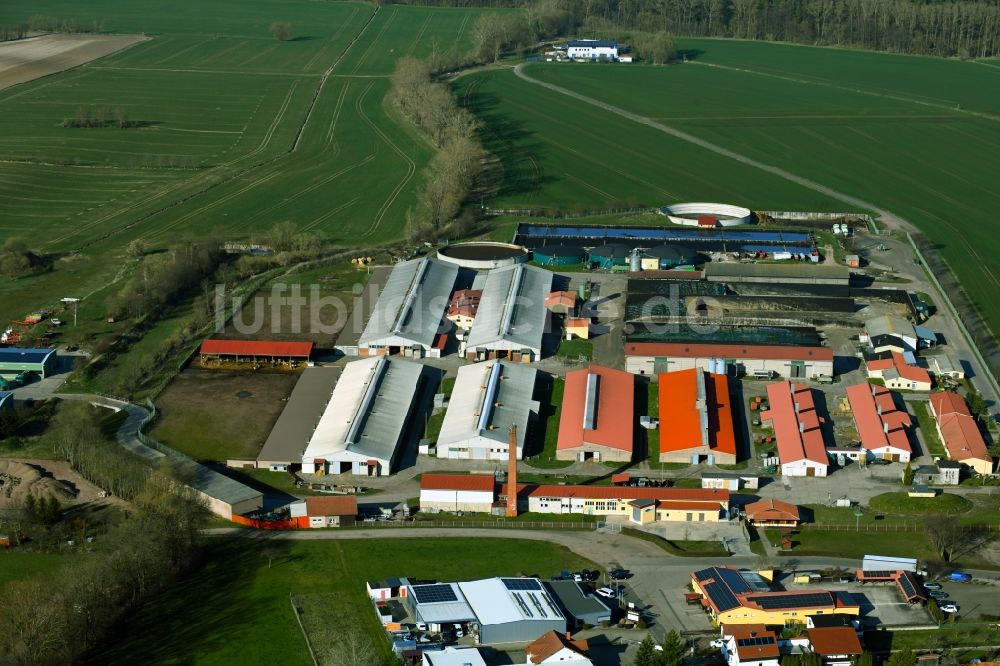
[{"x1": 0, "y1": 33, "x2": 147, "y2": 90}]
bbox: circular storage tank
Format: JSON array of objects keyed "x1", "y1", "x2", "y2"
[
  {"x1": 437, "y1": 241, "x2": 529, "y2": 270},
  {"x1": 588, "y1": 243, "x2": 633, "y2": 268},
  {"x1": 532, "y1": 244, "x2": 585, "y2": 266},
  {"x1": 658, "y1": 202, "x2": 753, "y2": 227},
  {"x1": 644, "y1": 243, "x2": 699, "y2": 268}
]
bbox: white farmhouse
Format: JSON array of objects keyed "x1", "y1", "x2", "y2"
[{"x1": 566, "y1": 40, "x2": 619, "y2": 60}]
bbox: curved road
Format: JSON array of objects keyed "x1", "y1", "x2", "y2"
[{"x1": 511, "y1": 62, "x2": 1000, "y2": 406}]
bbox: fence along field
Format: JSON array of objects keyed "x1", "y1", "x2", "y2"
[
  {"x1": 0, "y1": 0, "x2": 489, "y2": 320},
  {"x1": 524, "y1": 41, "x2": 1000, "y2": 338}
]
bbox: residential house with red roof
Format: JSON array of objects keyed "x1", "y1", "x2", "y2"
[
  {"x1": 544, "y1": 290, "x2": 578, "y2": 315},
  {"x1": 846, "y1": 383, "x2": 913, "y2": 462},
  {"x1": 525, "y1": 630, "x2": 589, "y2": 664},
  {"x1": 625, "y1": 342, "x2": 833, "y2": 379},
  {"x1": 744, "y1": 499, "x2": 801, "y2": 527},
  {"x1": 804, "y1": 627, "x2": 863, "y2": 666},
  {"x1": 722, "y1": 625, "x2": 780, "y2": 666},
  {"x1": 446, "y1": 289, "x2": 482, "y2": 330},
  {"x1": 761, "y1": 382, "x2": 829, "y2": 477},
  {"x1": 658, "y1": 368, "x2": 737, "y2": 464},
  {"x1": 557, "y1": 365, "x2": 634, "y2": 462},
  {"x1": 865, "y1": 352, "x2": 933, "y2": 391},
  {"x1": 929, "y1": 391, "x2": 994, "y2": 475}
]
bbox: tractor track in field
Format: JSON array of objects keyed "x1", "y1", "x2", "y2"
[
  {"x1": 300, "y1": 196, "x2": 362, "y2": 232},
  {"x1": 407, "y1": 14, "x2": 434, "y2": 55},
  {"x1": 350, "y1": 7, "x2": 397, "y2": 74},
  {"x1": 48, "y1": 6, "x2": 381, "y2": 251},
  {"x1": 687, "y1": 60, "x2": 1000, "y2": 123},
  {"x1": 356, "y1": 81, "x2": 416, "y2": 239},
  {"x1": 303, "y1": 5, "x2": 361, "y2": 72},
  {"x1": 44, "y1": 77, "x2": 302, "y2": 247}
]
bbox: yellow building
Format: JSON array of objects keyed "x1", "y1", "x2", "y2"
[{"x1": 692, "y1": 567, "x2": 860, "y2": 627}]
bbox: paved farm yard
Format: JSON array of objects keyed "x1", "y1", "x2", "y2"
[{"x1": 150, "y1": 369, "x2": 298, "y2": 462}]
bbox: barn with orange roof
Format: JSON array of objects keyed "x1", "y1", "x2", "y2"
[{"x1": 658, "y1": 368, "x2": 738, "y2": 465}]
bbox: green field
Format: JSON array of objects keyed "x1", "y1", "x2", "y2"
[
  {"x1": 0, "y1": 0, "x2": 495, "y2": 321},
  {"x1": 89, "y1": 537, "x2": 596, "y2": 665},
  {"x1": 0, "y1": 552, "x2": 65, "y2": 589},
  {"x1": 509, "y1": 42, "x2": 1000, "y2": 336}
]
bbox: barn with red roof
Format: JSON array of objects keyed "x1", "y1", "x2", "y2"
[
  {"x1": 845, "y1": 382, "x2": 912, "y2": 462},
  {"x1": 658, "y1": 368, "x2": 737, "y2": 464},
  {"x1": 556, "y1": 364, "x2": 635, "y2": 462},
  {"x1": 929, "y1": 391, "x2": 994, "y2": 475},
  {"x1": 761, "y1": 381, "x2": 829, "y2": 477}
]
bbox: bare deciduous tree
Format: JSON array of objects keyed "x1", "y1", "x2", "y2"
[
  {"x1": 926, "y1": 515, "x2": 995, "y2": 561},
  {"x1": 270, "y1": 21, "x2": 292, "y2": 42}
]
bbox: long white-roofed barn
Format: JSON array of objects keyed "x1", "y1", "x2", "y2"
[
  {"x1": 301, "y1": 357, "x2": 424, "y2": 476},
  {"x1": 359, "y1": 257, "x2": 458, "y2": 358},
  {"x1": 466, "y1": 264, "x2": 552, "y2": 362}
]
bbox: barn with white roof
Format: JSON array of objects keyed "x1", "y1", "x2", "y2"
[{"x1": 301, "y1": 357, "x2": 424, "y2": 476}]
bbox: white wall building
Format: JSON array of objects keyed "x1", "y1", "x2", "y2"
[
  {"x1": 437, "y1": 360, "x2": 539, "y2": 460},
  {"x1": 567, "y1": 40, "x2": 619, "y2": 60},
  {"x1": 301, "y1": 357, "x2": 423, "y2": 476},
  {"x1": 419, "y1": 473, "x2": 496, "y2": 513}
]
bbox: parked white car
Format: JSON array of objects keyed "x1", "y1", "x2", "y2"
[
  {"x1": 710, "y1": 639, "x2": 725, "y2": 649},
  {"x1": 595, "y1": 587, "x2": 616, "y2": 599},
  {"x1": 939, "y1": 603, "x2": 959, "y2": 613}
]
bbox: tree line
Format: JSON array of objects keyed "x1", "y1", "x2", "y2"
[
  {"x1": 389, "y1": 0, "x2": 999, "y2": 58},
  {"x1": 0, "y1": 467, "x2": 209, "y2": 663},
  {"x1": 390, "y1": 56, "x2": 488, "y2": 242},
  {"x1": 62, "y1": 105, "x2": 138, "y2": 129},
  {"x1": 0, "y1": 24, "x2": 28, "y2": 41}
]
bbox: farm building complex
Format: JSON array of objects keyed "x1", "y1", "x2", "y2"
[
  {"x1": 704, "y1": 263, "x2": 846, "y2": 286},
  {"x1": 929, "y1": 391, "x2": 994, "y2": 475},
  {"x1": 658, "y1": 368, "x2": 737, "y2": 465},
  {"x1": 301, "y1": 357, "x2": 424, "y2": 477},
  {"x1": 0, "y1": 347, "x2": 57, "y2": 378},
  {"x1": 466, "y1": 264, "x2": 553, "y2": 362},
  {"x1": 845, "y1": 383, "x2": 912, "y2": 462},
  {"x1": 692, "y1": 567, "x2": 860, "y2": 627},
  {"x1": 437, "y1": 360, "x2": 539, "y2": 461},
  {"x1": 861, "y1": 316, "x2": 935, "y2": 354},
  {"x1": 625, "y1": 342, "x2": 833, "y2": 379},
  {"x1": 761, "y1": 382, "x2": 829, "y2": 477},
  {"x1": 359, "y1": 257, "x2": 458, "y2": 358},
  {"x1": 556, "y1": 364, "x2": 635, "y2": 462}
]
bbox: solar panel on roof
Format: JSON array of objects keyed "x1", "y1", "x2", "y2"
[
  {"x1": 412, "y1": 584, "x2": 458, "y2": 604},
  {"x1": 898, "y1": 572, "x2": 922, "y2": 599},
  {"x1": 750, "y1": 593, "x2": 833, "y2": 610},
  {"x1": 694, "y1": 568, "x2": 716, "y2": 582},
  {"x1": 718, "y1": 568, "x2": 753, "y2": 594},
  {"x1": 737, "y1": 637, "x2": 775, "y2": 648},
  {"x1": 704, "y1": 581, "x2": 741, "y2": 612},
  {"x1": 503, "y1": 578, "x2": 542, "y2": 591},
  {"x1": 861, "y1": 570, "x2": 896, "y2": 578}
]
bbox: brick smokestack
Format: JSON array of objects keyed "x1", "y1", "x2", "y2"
[{"x1": 506, "y1": 424, "x2": 518, "y2": 517}]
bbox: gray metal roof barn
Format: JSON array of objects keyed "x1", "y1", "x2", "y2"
[
  {"x1": 436, "y1": 360, "x2": 539, "y2": 460},
  {"x1": 359, "y1": 257, "x2": 458, "y2": 357},
  {"x1": 466, "y1": 264, "x2": 553, "y2": 362},
  {"x1": 301, "y1": 357, "x2": 424, "y2": 477}
]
